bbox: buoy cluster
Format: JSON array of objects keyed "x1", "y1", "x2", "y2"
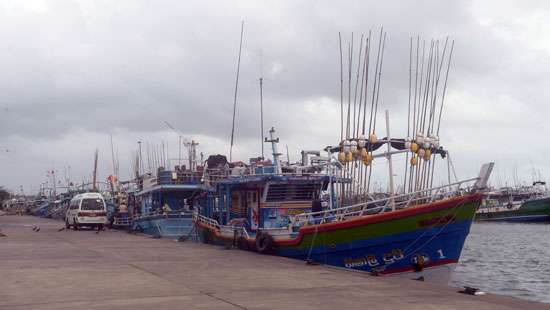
[
  {"x1": 337, "y1": 132, "x2": 440, "y2": 167},
  {"x1": 406, "y1": 133, "x2": 439, "y2": 166},
  {"x1": 338, "y1": 134, "x2": 377, "y2": 166}
]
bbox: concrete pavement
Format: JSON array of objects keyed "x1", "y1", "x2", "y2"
[{"x1": 0, "y1": 215, "x2": 548, "y2": 310}]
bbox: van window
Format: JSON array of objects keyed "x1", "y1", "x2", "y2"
[{"x1": 81, "y1": 198, "x2": 104, "y2": 210}]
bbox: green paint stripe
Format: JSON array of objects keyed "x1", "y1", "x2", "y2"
[{"x1": 292, "y1": 201, "x2": 478, "y2": 249}]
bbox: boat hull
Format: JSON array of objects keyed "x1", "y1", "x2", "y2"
[
  {"x1": 476, "y1": 196, "x2": 550, "y2": 222},
  {"x1": 133, "y1": 213, "x2": 195, "y2": 239},
  {"x1": 198, "y1": 194, "x2": 480, "y2": 283}
]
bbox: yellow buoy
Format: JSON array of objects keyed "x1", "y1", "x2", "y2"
[
  {"x1": 366, "y1": 153, "x2": 373, "y2": 162},
  {"x1": 360, "y1": 148, "x2": 368, "y2": 159},
  {"x1": 424, "y1": 149, "x2": 432, "y2": 160},
  {"x1": 410, "y1": 142, "x2": 418, "y2": 153},
  {"x1": 418, "y1": 148, "x2": 426, "y2": 158},
  {"x1": 338, "y1": 152, "x2": 346, "y2": 163},
  {"x1": 410, "y1": 156, "x2": 418, "y2": 166},
  {"x1": 345, "y1": 151, "x2": 353, "y2": 162},
  {"x1": 369, "y1": 133, "x2": 377, "y2": 143}
]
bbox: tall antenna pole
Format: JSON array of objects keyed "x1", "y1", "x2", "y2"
[
  {"x1": 229, "y1": 20, "x2": 245, "y2": 162},
  {"x1": 260, "y1": 77, "x2": 265, "y2": 159},
  {"x1": 178, "y1": 135, "x2": 182, "y2": 167},
  {"x1": 92, "y1": 149, "x2": 98, "y2": 191}
]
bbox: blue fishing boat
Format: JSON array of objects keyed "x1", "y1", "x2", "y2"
[
  {"x1": 195, "y1": 123, "x2": 494, "y2": 283},
  {"x1": 132, "y1": 167, "x2": 204, "y2": 239}
]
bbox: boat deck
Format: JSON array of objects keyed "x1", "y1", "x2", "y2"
[{"x1": 1, "y1": 215, "x2": 548, "y2": 310}]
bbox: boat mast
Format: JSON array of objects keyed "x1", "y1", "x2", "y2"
[
  {"x1": 229, "y1": 21, "x2": 244, "y2": 162},
  {"x1": 265, "y1": 127, "x2": 282, "y2": 174},
  {"x1": 92, "y1": 149, "x2": 98, "y2": 192},
  {"x1": 260, "y1": 76, "x2": 265, "y2": 159}
]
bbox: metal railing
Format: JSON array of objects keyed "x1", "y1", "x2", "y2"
[
  {"x1": 134, "y1": 210, "x2": 193, "y2": 221},
  {"x1": 291, "y1": 177, "x2": 480, "y2": 228}
]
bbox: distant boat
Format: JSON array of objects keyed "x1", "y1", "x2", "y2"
[{"x1": 476, "y1": 183, "x2": 550, "y2": 222}]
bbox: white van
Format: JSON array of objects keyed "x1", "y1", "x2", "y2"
[{"x1": 65, "y1": 193, "x2": 107, "y2": 230}]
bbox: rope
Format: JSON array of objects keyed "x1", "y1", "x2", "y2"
[{"x1": 383, "y1": 198, "x2": 470, "y2": 270}]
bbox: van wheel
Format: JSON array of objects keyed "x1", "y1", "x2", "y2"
[
  {"x1": 73, "y1": 219, "x2": 79, "y2": 231},
  {"x1": 65, "y1": 219, "x2": 71, "y2": 229}
]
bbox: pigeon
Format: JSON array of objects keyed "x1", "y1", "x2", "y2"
[
  {"x1": 0, "y1": 230, "x2": 6, "y2": 237},
  {"x1": 35, "y1": 226, "x2": 40, "y2": 232},
  {"x1": 32, "y1": 226, "x2": 37, "y2": 231}
]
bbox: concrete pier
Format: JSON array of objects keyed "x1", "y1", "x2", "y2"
[{"x1": 1, "y1": 215, "x2": 548, "y2": 310}]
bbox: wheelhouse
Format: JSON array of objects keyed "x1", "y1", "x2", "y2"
[{"x1": 203, "y1": 174, "x2": 343, "y2": 232}]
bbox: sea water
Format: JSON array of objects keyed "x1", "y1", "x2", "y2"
[{"x1": 451, "y1": 222, "x2": 550, "y2": 303}]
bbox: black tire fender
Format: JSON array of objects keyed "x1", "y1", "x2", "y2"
[{"x1": 255, "y1": 232, "x2": 274, "y2": 254}]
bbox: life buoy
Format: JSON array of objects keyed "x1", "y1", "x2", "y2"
[{"x1": 255, "y1": 232, "x2": 274, "y2": 254}]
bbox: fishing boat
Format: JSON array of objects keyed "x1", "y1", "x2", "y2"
[
  {"x1": 194, "y1": 32, "x2": 496, "y2": 283},
  {"x1": 196, "y1": 128, "x2": 493, "y2": 284},
  {"x1": 132, "y1": 165, "x2": 204, "y2": 239},
  {"x1": 476, "y1": 182, "x2": 550, "y2": 222}
]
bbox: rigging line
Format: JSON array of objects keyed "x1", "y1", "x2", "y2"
[
  {"x1": 409, "y1": 36, "x2": 420, "y2": 193},
  {"x1": 356, "y1": 37, "x2": 368, "y2": 137},
  {"x1": 350, "y1": 35, "x2": 364, "y2": 199},
  {"x1": 229, "y1": 20, "x2": 245, "y2": 162},
  {"x1": 436, "y1": 40, "x2": 454, "y2": 136},
  {"x1": 361, "y1": 30, "x2": 372, "y2": 134},
  {"x1": 367, "y1": 27, "x2": 383, "y2": 136},
  {"x1": 412, "y1": 36, "x2": 420, "y2": 138},
  {"x1": 420, "y1": 41, "x2": 434, "y2": 133},
  {"x1": 339, "y1": 32, "x2": 344, "y2": 142},
  {"x1": 414, "y1": 40, "x2": 427, "y2": 191},
  {"x1": 372, "y1": 31, "x2": 386, "y2": 133},
  {"x1": 404, "y1": 37, "x2": 413, "y2": 193},
  {"x1": 428, "y1": 39, "x2": 446, "y2": 135},
  {"x1": 352, "y1": 34, "x2": 364, "y2": 139},
  {"x1": 345, "y1": 35, "x2": 353, "y2": 140}
]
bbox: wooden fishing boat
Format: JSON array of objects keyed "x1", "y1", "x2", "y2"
[
  {"x1": 132, "y1": 168, "x2": 204, "y2": 239},
  {"x1": 194, "y1": 32, "x2": 493, "y2": 283},
  {"x1": 195, "y1": 162, "x2": 491, "y2": 283}
]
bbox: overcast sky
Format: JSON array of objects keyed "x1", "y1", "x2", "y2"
[{"x1": 1, "y1": 0, "x2": 550, "y2": 194}]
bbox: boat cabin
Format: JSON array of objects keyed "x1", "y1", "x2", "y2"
[
  {"x1": 135, "y1": 168, "x2": 204, "y2": 216},
  {"x1": 203, "y1": 174, "x2": 336, "y2": 232}
]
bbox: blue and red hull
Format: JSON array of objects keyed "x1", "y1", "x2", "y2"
[{"x1": 198, "y1": 194, "x2": 481, "y2": 282}]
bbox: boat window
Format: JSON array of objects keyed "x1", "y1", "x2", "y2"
[
  {"x1": 81, "y1": 198, "x2": 104, "y2": 210},
  {"x1": 265, "y1": 183, "x2": 319, "y2": 202}
]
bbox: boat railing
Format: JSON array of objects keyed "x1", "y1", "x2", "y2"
[
  {"x1": 134, "y1": 210, "x2": 193, "y2": 221},
  {"x1": 193, "y1": 212, "x2": 221, "y2": 229},
  {"x1": 291, "y1": 177, "x2": 480, "y2": 227},
  {"x1": 202, "y1": 169, "x2": 349, "y2": 185}
]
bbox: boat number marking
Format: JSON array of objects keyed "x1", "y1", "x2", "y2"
[{"x1": 344, "y1": 249, "x2": 404, "y2": 268}]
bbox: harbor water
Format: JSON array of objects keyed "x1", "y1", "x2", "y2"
[{"x1": 451, "y1": 222, "x2": 550, "y2": 303}]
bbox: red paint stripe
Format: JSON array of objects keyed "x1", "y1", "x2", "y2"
[
  {"x1": 378, "y1": 258, "x2": 458, "y2": 275},
  {"x1": 275, "y1": 193, "x2": 481, "y2": 247},
  {"x1": 196, "y1": 193, "x2": 481, "y2": 248}
]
